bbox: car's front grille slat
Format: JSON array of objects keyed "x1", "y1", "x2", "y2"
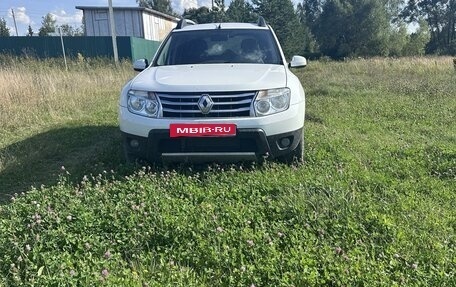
[
  {"x1": 214, "y1": 99, "x2": 252, "y2": 105},
  {"x1": 160, "y1": 100, "x2": 197, "y2": 106},
  {"x1": 157, "y1": 91, "x2": 256, "y2": 118},
  {"x1": 163, "y1": 108, "x2": 201, "y2": 113}
]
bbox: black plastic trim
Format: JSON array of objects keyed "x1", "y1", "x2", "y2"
[
  {"x1": 122, "y1": 127, "x2": 302, "y2": 163},
  {"x1": 257, "y1": 16, "x2": 267, "y2": 27}
]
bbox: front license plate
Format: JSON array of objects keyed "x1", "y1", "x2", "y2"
[{"x1": 170, "y1": 124, "x2": 237, "y2": 138}]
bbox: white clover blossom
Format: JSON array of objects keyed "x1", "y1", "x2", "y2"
[
  {"x1": 104, "y1": 250, "x2": 112, "y2": 259},
  {"x1": 335, "y1": 247, "x2": 343, "y2": 255},
  {"x1": 101, "y1": 269, "x2": 109, "y2": 278}
]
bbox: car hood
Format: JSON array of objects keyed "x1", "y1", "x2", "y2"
[{"x1": 129, "y1": 64, "x2": 287, "y2": 92}]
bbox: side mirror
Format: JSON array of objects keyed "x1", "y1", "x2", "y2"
[
  {"x1": 289, "y1": 56, "x2": 307, "y2": 68},
  {"x1": 133, "y1": 59, "x2": 149, "y2": 72}
]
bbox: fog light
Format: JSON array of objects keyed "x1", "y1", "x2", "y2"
[
  {"x1": 279, "y1": 137, "x2": 291, "y2": 148},
  {"x1": 130, "y1": 139, "x2": 139, "y2": 148}
]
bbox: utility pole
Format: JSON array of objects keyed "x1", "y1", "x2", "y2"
[
  {"x1": 108, "y1": 0, "x2": 119, "y2": 65},
  {"x1": 59, "y1": 27, "x2": 68, "y2": 71},
  {"x1": 11, "y1": 8, "x2": 19, "y2": 36}
]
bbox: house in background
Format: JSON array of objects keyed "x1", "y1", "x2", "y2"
[{"x1": 76, "y1": 6, "x2": 179, "y2": 41}]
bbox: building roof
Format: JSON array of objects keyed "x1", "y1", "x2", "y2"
[{"x1": 75, "y1": 6, "x2": 179, "y2": 22}]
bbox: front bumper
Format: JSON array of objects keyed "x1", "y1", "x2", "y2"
[
  {"x1": 119, "y1": 102, "x2": 305, "y2": 138},
  {"x1": 122, "y1": 128, "x2": 302, "y2": 163}
]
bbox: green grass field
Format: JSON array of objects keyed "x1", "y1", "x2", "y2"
[{"x1": 0, "y1": 57, "x2": 455, "y2": 286}]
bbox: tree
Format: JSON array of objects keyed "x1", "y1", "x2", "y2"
[
  {"x1": 74, "y1": 27, "x2": 84, "y2": 36},
  {"x1": 59, "y1": 24, "x2": 75, "y2": 36},
  {"x1": 226, "y1": 0, "x2": 256, "y2": 22},
  {"x1": 183, "y1": 7, "x2": 214, "y2": 24},
  {"x1": 27, "y1": 25, "x2": 34, "y2": 36},
  {"x1": 296, "y1": 3, "x2": 319, "y2": 54},
  {"x1": 402, "y1": 19, "x2": 431, "y2": 55},
  {"x1": 182, "y1": 1, "x2": 227, "y2": 24},
  {"x1": 316, "y1": 0, "x2": 390, "y2": 58},
  {"x1": 253, "y1": 0, "x2": 305, "y2": 58},
  {"x1": 301, "y1": 0, "x2": 322, "y2": 33},
  {"x1": 137, "y1": 0, "x2": 174, "y2": 15},
  {"x1": 80, "y1": 15, "x2": 86, "y2": 36},
  {"x1": 0, "y1": 17, "x2": 10, "y2": 37},
  {"x1": 385, "y1": 0, "x2": 406, "y2": 22},
  {"x1": 38, "y1": 13, "x2": 56, "y2": 36},
  {"x1": 211, "y1": 0, "x2": 227, "y2": 22},
  {"x1": 400, "y1": 0, "x2": 456, "y2": 54},
  {"x1": 57, "y1": 24, "x2": 84, "y2": 36},
  {"x1": 387, "y1": 23, "x2": 409, "y2": 56}
]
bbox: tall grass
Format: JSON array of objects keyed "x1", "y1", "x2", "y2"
[
  {"x1": 0, "y1": 57, "x2": 133, "y2": 141},
  {"x1": 0, "y1": 56, "x2": 455, "y2": 286},
  {"x1": 0, "y1": 57, "x2": 134, "y2": 193}
]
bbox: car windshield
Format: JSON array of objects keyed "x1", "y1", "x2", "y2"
[{"x1": 154, "y1": 29, "x2": 282, "y2": 66}]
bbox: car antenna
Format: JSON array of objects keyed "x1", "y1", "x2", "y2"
[{"x1": 217, "y1": 23, "x2": 222, "y2": 29}]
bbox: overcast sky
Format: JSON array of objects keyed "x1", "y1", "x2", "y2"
[{"x1": 0, "y1": 0, "x2": 213, "y2": 36}]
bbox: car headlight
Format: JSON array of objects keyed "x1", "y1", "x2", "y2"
[
  {"x1": 254, "y1": 88, "x2": 290, "y2": 116},
  {"x1": 127, "y1": 90, "x2": 160, "y2": 117}
]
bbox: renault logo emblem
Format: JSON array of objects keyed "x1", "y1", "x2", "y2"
[{"x1": 198, "y1": 94, "x2": 214, "y2": 114}]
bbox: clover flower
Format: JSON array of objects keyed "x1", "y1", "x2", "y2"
[
  {"x1": 104, "y1": 250, "x2": 112, "y2": 259},
  {"x1": 335, "y1": 247, "x2": 343, "y2": 255},
  {"x1": 101, "y1": 269, "x2": 109, "y2": 278}
]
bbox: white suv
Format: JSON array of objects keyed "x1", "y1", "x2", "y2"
[{"x1": 119, "y1": 17, "x2": 307, "y2": 164}]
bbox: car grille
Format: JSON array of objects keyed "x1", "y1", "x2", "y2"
[{"x1": 156, "y1": 91, "x2": 256, "y2": 118}]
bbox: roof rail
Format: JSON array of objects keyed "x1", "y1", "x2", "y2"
[
  {"x1": 176, "y1": 18, "x2": 196, "y2": 29},
  {"x1": 257, "y1": 16, "x2": 267, "y2": 27}
]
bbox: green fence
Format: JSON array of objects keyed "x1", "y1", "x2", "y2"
[
  {"x1": 130, "y1": 37, "x2": 161, "y2": 61},
  {"x1": 0, "y1": 36, "x2": 160, "y2": 61}
]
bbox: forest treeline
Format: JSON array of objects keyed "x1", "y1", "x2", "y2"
[
  {"x1": 143, "y1": 0, "x2": 456, "y2": 58},
  {"x1": 2, "y1": 0, "x2": 454, "y2": 59}
]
